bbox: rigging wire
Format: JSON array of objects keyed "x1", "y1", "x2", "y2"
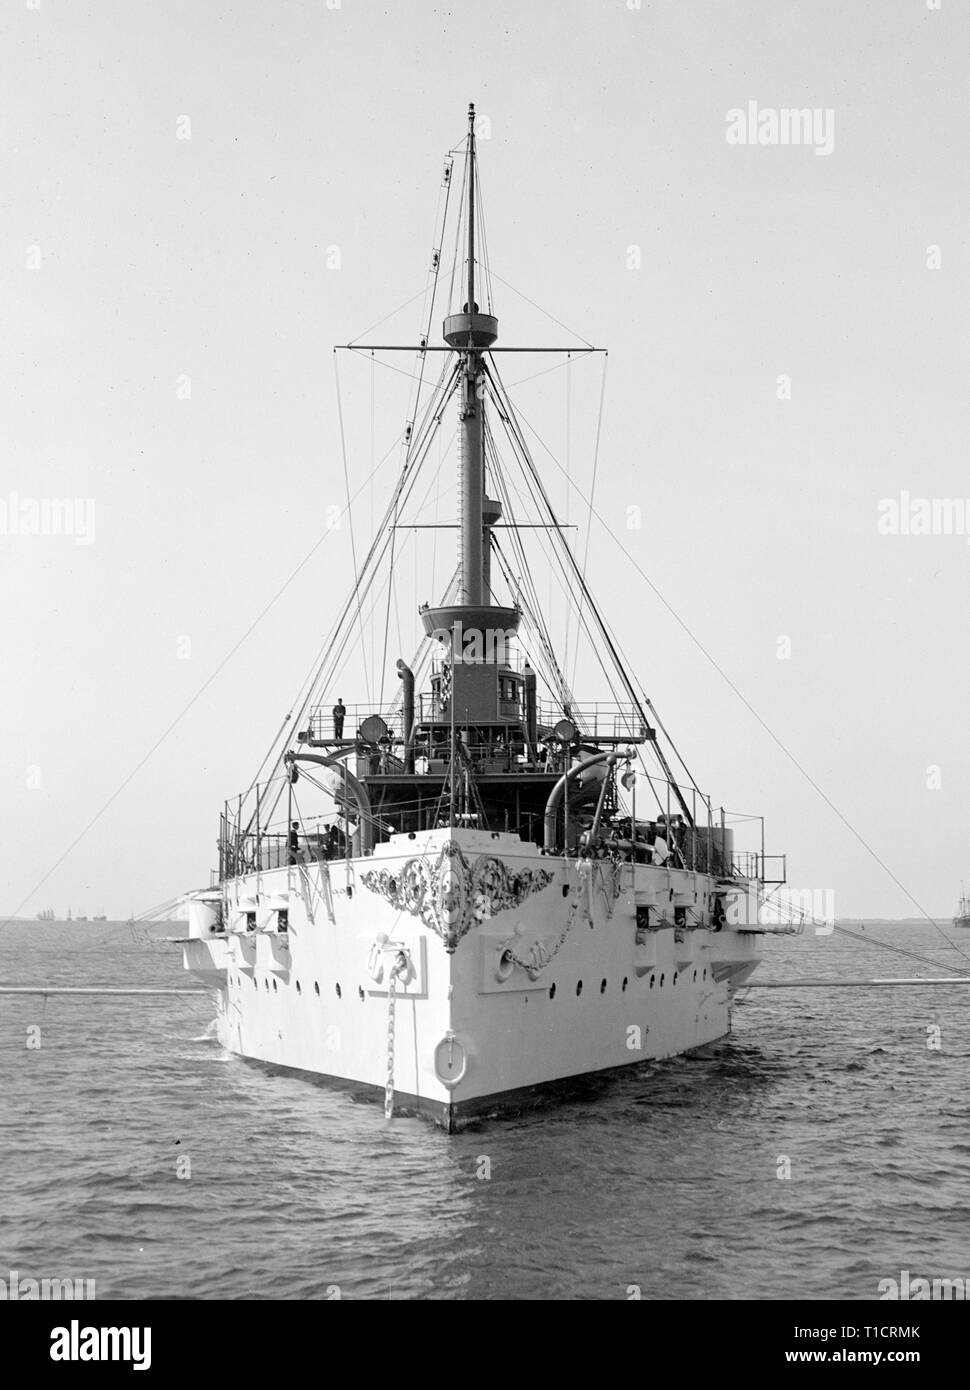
[
  {"x1": 486, "y1": 356, "x2": 691, "y2": 819},
  {"x1": 431, "y1": 421, "x2": 442, "y2": 597},
  {"x1": 245, "y1": 359, "x2": 460, "y2": 825},
  {"x1": 473, "y1": 154, "x2": 495, "y2": 315},
  {"x1": 334, "y1": 349, "x2": 373, "y2": 706},
  {"x1": 379, "y1": 526, "x2": 395, "y2": 710},
  {"x1": 485, "y1": 417, "x2": 599, "y2": 709},
  {"x1": 753, "y1": 890, "x2": 970, "y2": 980},
  {"x1": 831, "y1": 921, "x2": 970, "y2": 976},
  {"x1": 506, "y1": 350, "x2": 595, "y2": 390},
  {"x1": 259, "y1": 532, "x2": 433, "y2": 838},
  {"x1": 570, "y1": 352, "x2": 609, "y2": 695},
  {"x1": 486, "y1": 267, "x2": 593, "y2": 349},
  {"x1": 487, "y1": 430, "x2": 620, "y2": 726},
  {"x1": 346, "y1": 286, "x2": 430, "y2": 348},
  {"x1": 446, "y1": 142, "x2": 469, "y2": 314},
  {"x1": 378, "y1": 145, "x2": 456, "y2": 707},
  {"x1": 485, "y1": 396, "x2": 581, "y2": 704},
  {"x1": 562, "y1": 353, "x2": 572, "y2": 682},
  {"x1": 483, "y1": 428, "x2": 634, "y2": 761},
  {"x1": 643, "y1": 696, "x2": 703, "y2": 799},
  {"x1": 486, "y1": 365, "x2": 628, "y2": 714},
  {"x1": 491, "y1": 367, "x2": 970, "y2": 965},
  {"x1": 370, "y1": 349, "x2": 376, "y2": 693},
  {"x1": 489, "y1": 402, "x2": 660, "y2": 809},
  {"x1": 345, "y1": 349, "x2": 444, "y2": 386},
  {"x1": 483, "y1": 425, "x2": 573, "y2": 703},
  {"x1": 287, "y1": 366, "x2": 457, "y2": 720}
]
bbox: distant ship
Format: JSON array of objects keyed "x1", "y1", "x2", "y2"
[
  {"x1": 35, "y1": 909, "x2": 55, "y2": 921},
  {"x1": 182, "y1": 106, "x2": 792, "y2": 1130},
  {"x1": 954, "y1": 885, "x2": 970, "y2": 929}
]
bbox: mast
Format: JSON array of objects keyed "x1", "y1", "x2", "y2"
[
  {"x1": 466, "y1": 102, "x2": 476, "y2": 320},
  {"x1": 443, "y1": 102, "x2": 498, "y2": 608},
  {"x1": 423, "y1": 107, "x2": 519, "y2": 726}
]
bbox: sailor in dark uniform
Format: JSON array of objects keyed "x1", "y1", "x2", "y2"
[
  {"x1": 287, "y1": 820, "x2": 300, "y2": 866},
  {"x1": 332, "y1": 699, "x2": 346, "y2": 739}
]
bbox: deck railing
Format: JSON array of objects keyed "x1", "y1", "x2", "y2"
[
  {"x1": 302, "y1": 698, "x2": 651, "y2": 743},
  {"x1": 216, "y1": 742, "x2": 782, "y2": 887},
  {"x1": 303, "y1": 704, "x2": 404, "y2": 744},
  {"x1": 536, "y1": 701, "x2": 651, "y2": 741}
]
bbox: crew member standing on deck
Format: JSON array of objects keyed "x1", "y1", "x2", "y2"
[
  {"x1": 287, "y1": 820, "x2": 300, "y2": 866},
  {"x1": 332, "y1": 699, "x2": 346, "y2": 739}
]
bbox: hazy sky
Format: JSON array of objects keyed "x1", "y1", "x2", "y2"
[{"x1": 2, "y1": 0, "x2": 968, "y2": 922}]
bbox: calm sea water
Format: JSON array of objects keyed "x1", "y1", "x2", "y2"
[{"x1": 2, "y1": 919, "x2": 968, "y2": 1300}]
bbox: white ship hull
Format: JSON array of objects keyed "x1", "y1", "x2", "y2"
[{"x1": 183, "y1": 828, "x2": 763, "y2": 1130}]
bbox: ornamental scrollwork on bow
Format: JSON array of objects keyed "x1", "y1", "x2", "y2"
[{"x1": 361, "y1": 841, "x2": 554, "y2": 952}]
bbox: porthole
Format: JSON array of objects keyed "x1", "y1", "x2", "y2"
[
  {"x1": 253, "y1": 976, "x2": 257, "y2": 989},
  {"x1": 272, "y1": 978, "x2": 278, "y2": 992},
  {"x1": 622, "y1": 976, "x2": 628, "y2": 992},
  {"x1": 576, "y1": 980, "x2": 583, "y2": 996},
  {"x1": 660, "y1": 973, "x2": 665, "y2": 987},
  {"x1": 549, "y1": 983, "x2": 557, "y2": 999},
  {"x1": 335, "y1": 983, "x2": 342, "y2": 999},
  {"x1": 314, "y1": 981, "x2": 320, "y2": 996},
  {"x1": 296, "y1": 981, "x2": 302, "y2": 995},
  {"x1": 693, "y1": 970, "x2": 697, "y2": 982},
  {"x1": 264, "y1": 978, "x2": 269, "y2": 991},
  {"x1": 649, "y1": 974, "x2": 655, "y2": 989},
  {"x1": 599, "y1": 978, "x2": 607, "y2": 994},
  {"x1": 358, "y1": 986, "x2": 365, "y2": 1001},
  {"x1": 561, "y1": 884, "x2": 569, "y2": 898},
  {"x1": 703, "y1": 968, "x2": 707, "y2": 981},
  {"x1": 673, "y1": 972, "x2": 679, "y2": 986}
]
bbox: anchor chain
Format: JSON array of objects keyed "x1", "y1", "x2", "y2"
[
  {"x1": 384, "y1": 951, "x2": 409, "y2": 1120},
  {"x1": 504, "y1": 860, "x2": 594, "y2": 981}
]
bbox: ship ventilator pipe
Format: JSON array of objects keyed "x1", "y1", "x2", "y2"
[
  {"x1": 543, "y1": 751, "x2": 614, "y2": 854},
  {"x1": 396, "y1": 658, "x2": 416, "y2": 773}
]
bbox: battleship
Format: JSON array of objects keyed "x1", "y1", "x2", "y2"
[
  {"x1": 181, "y1": 106, "x2": 790, "y2": 1130},
  {"x1": 954, "y1": 886, "x2": 970, "y2": 929}
]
